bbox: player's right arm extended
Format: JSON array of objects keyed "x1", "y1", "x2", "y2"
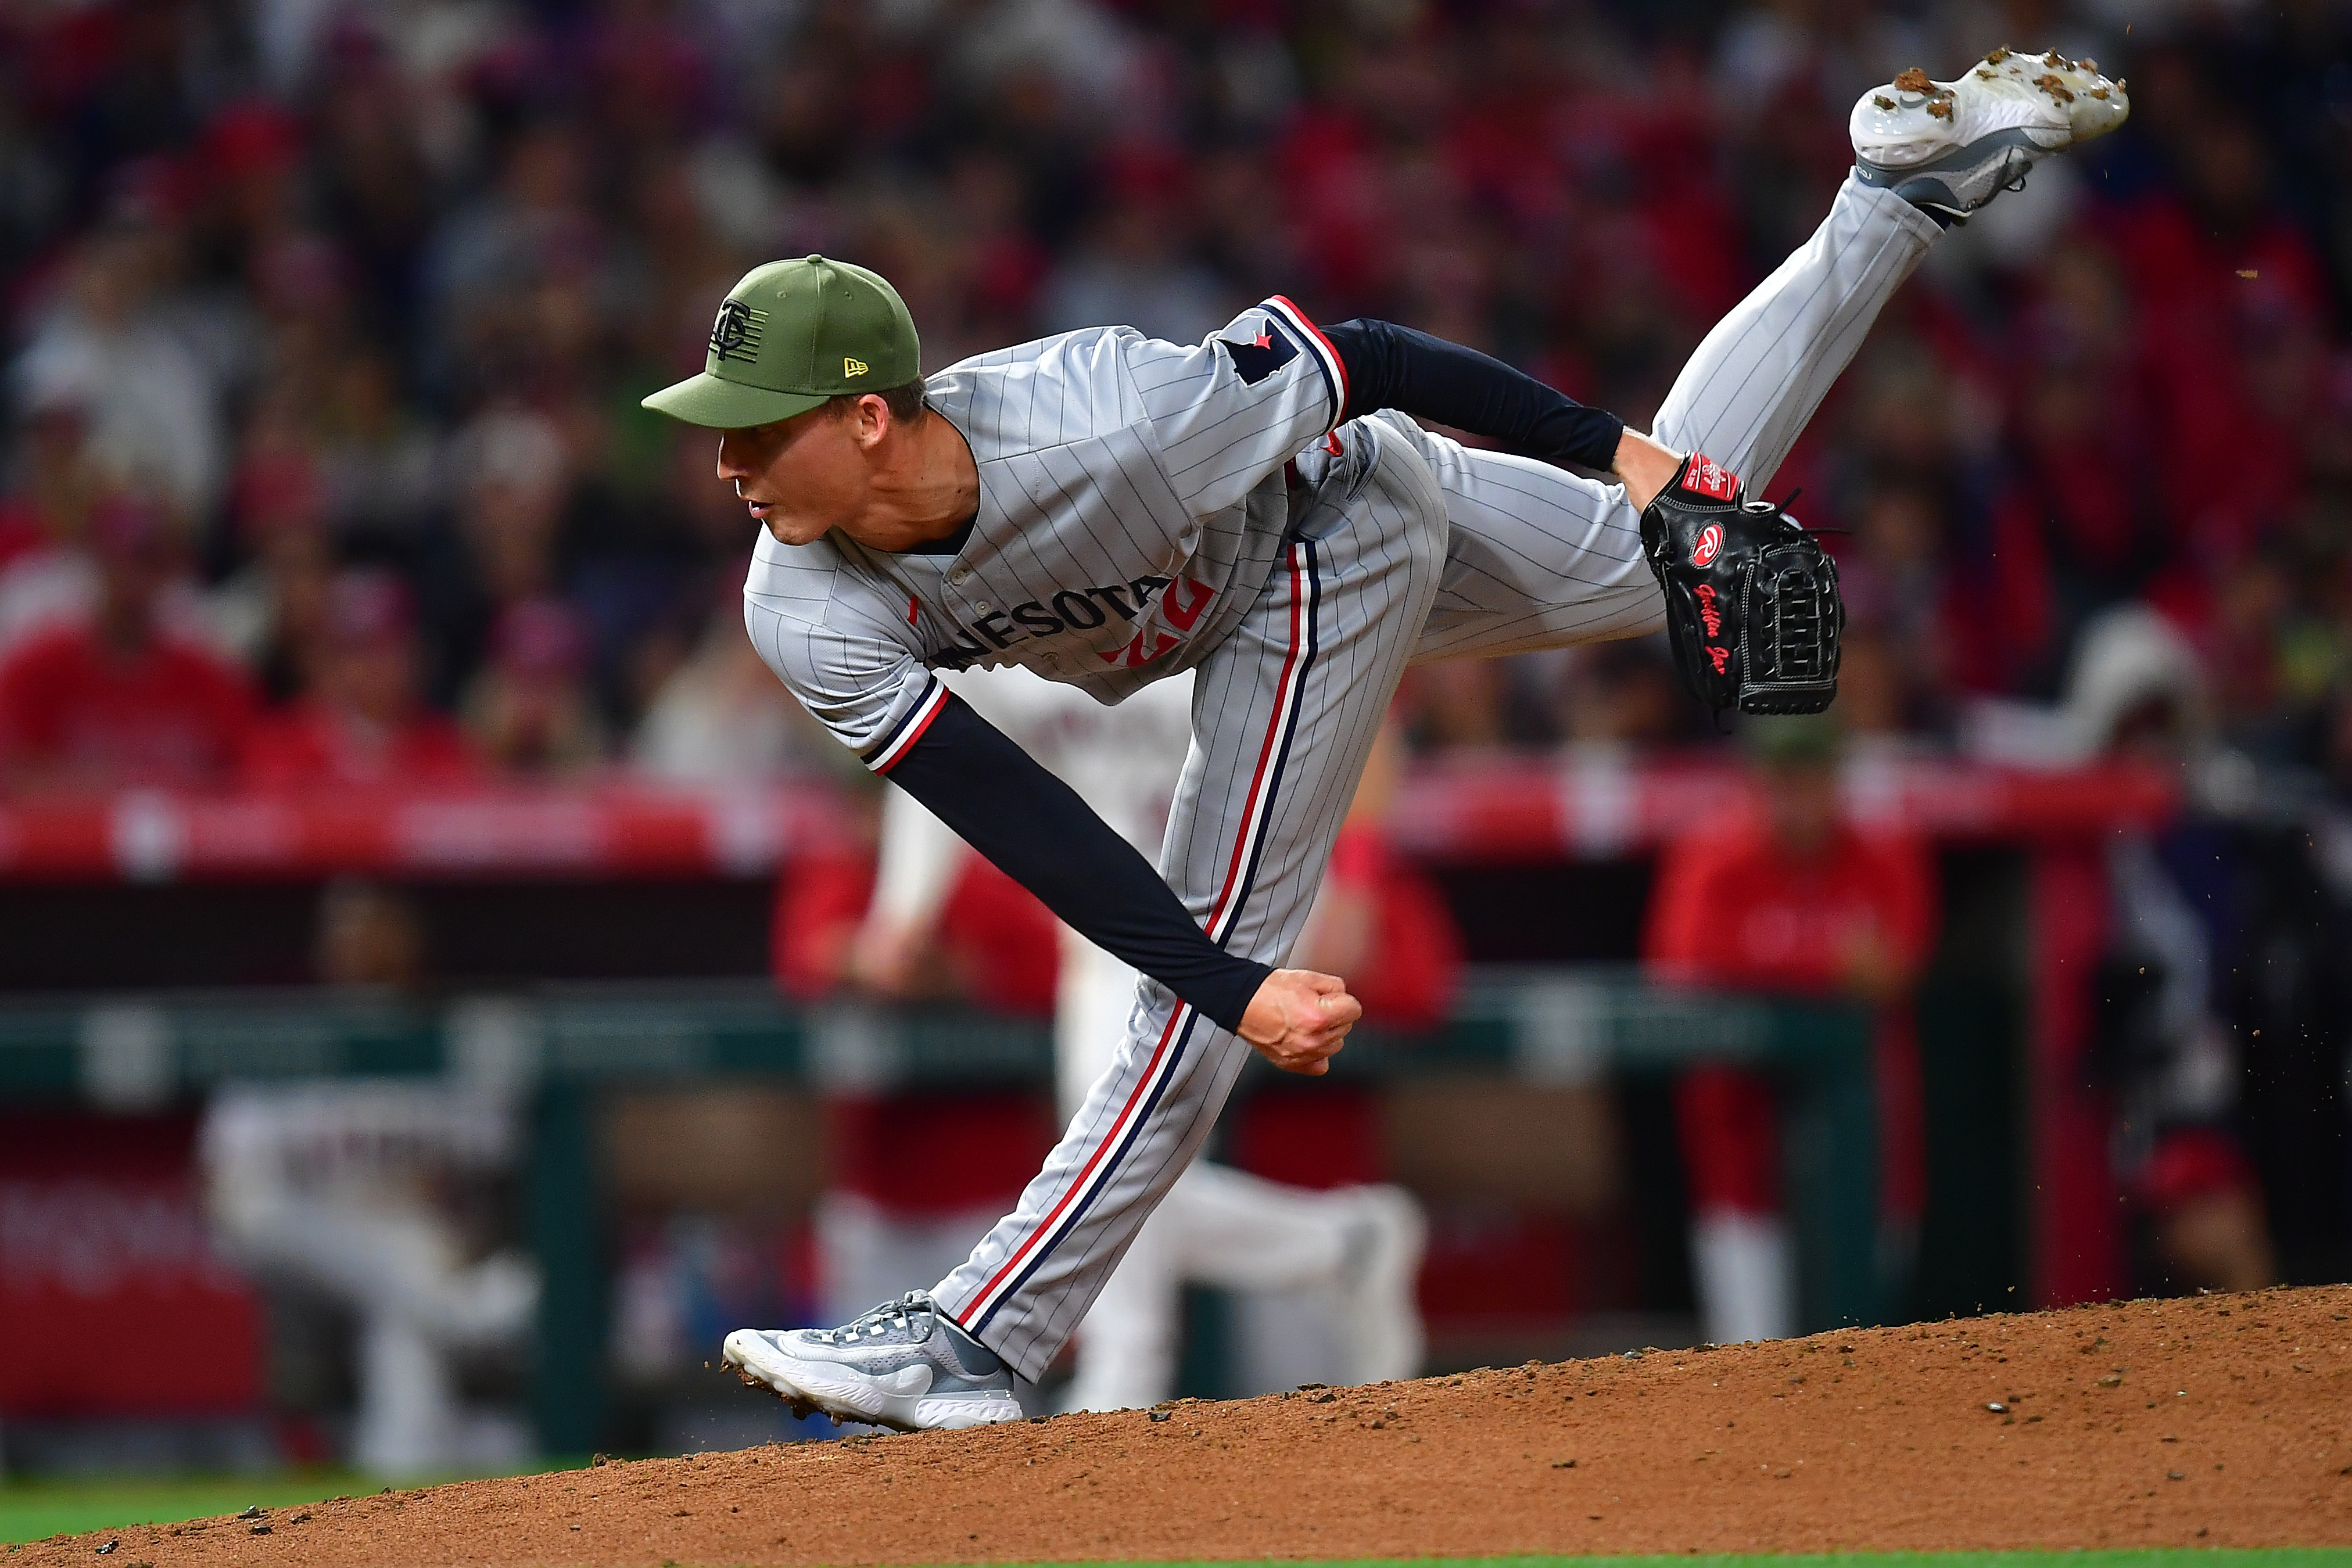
[{"x1": 877, "y1": 690, "x2": 1274, "y2": 1035}]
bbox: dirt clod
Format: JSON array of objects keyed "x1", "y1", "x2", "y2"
[
  {"x1": 1894, "y1": 67, "x2": 1935, "y2": 92},
  {"x1": 10, "y1": 1286, "x2": 2350, "y2": 1566}
]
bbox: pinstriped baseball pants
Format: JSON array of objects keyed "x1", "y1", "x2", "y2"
[{"x1": 933, "y1": 174, "x2": 1941, "y2": 1379}]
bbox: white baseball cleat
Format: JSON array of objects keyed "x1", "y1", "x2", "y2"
[
  {"x1": 1851, "y1": 48, "x2": 2129, "y2": 222},
  {"x1": 722, "y1": 1291, "x2": 1023, "y2": 1433}
]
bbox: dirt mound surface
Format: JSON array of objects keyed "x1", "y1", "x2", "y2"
[{"x1": 24, "y1": 1286, "x2": 2352, "y2": 1566}]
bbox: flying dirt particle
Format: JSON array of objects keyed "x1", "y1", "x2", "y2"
[{"x1": 2238, "y1": 270, "x2": 2260, "y2": 279}]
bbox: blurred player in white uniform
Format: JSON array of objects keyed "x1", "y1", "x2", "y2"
[
  {"x1": 201, "y1": 1081, "x2": 537, "y2": 1477},
  {"x1": 852, "y1": 662, "x2": 1423, "y2": 1409}
]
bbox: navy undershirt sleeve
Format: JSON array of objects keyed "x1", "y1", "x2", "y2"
[
  {"x1": 1321, "y1": 318, "x2": 1625, "y2": 472},
  {"x1": 881, "y1": 693, "x2": 1272, "y2": 1035}
]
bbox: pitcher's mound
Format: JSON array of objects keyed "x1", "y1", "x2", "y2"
[{"x1": 20, "y1": 1285, "x2": 2352, "y2": 1566}]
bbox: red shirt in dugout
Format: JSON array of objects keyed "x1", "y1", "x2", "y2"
[
  {"x1": 1645, "y1": 803, "x2": 1938, "y2": 1221},
  {"x1": 1644, "y1": 809, "x2": 1935, "y2": 995}
]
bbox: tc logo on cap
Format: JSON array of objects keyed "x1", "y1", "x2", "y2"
[{"x1": 709, "y1": 299, "x2": 765, "y2": 362}]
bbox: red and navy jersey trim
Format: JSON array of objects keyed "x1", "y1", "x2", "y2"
[
  {"x1": 861, "y1": 676, "x2": 949, "y2": 774},
  {"x1": 1262, "y1": 295, "x2": 1348, "y2": 435}
]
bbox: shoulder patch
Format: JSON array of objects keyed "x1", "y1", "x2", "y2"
[{"x1": 1217, "y1": 317, "x2": 1300, "y2": 386}]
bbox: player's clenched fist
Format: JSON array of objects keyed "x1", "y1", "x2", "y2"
[{"x1": 1238, "y1": 969, "x2": 1362, "y2": 1075}]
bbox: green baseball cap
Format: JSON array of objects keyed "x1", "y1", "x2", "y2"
[{"x1": 641, "y1": 256, "x2": 921, "y2": 429}]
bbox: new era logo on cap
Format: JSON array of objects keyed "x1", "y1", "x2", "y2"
[
  {"x1": 844, "y1": 357, "x2": 869, "y2": 376},
  {"x1": 1679, "y1": 454, "x2": 1738, "y2": 501}
]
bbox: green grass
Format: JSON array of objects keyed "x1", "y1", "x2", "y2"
[
  {"x1": 985, "y1": 1559, "x2": 2347, "y2": 1567},
  {"x1": 0, "y1": 1462, "x2": 579, "y2": 1547},
  {"x1": 0, "y1": 1474, "x2": 362, "y2": 1544},
  {"x1": 3, "y1": 1454, "x2": 603, "y2": 1545}
]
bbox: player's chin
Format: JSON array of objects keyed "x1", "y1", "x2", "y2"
[{"x1": 758, "y1": 510, "x2": 822, "y2": 546}]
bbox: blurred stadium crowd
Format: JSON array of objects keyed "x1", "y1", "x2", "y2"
[{"x1": 0, "y1": 0, "x2": 2347, "y2": 787}]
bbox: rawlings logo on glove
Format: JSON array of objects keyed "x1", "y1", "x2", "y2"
[{"x1": 1639, "y1": 454, "x2": 1843, "y2": 717}]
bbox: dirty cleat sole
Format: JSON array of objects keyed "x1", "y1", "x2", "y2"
[{"x1": 1852, "y1": 49, "x2": 2128, "y2": 220}]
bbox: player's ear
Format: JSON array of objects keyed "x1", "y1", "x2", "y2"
[{"x1": 850, "y1": 392, "x2": 895, "y2": 451}]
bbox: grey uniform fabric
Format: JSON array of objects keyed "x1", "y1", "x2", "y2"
[
  {"x1": 748, "y1": 176, "x2": 1938, "y2": 1379},
  {"x1": 742, "y1": 295, "x2": 1347, "y2": 760}
]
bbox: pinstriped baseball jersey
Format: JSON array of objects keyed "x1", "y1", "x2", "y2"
[{"x1": 741, "y1": 296, "x2": 1347, "y2": 770}]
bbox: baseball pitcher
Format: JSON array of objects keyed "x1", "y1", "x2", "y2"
[{"x1": 639, "y1": 51, "x2": 2128, "y2": 1430}]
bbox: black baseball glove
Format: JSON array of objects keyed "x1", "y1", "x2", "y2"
[{"x1": 1638, "y1": 453, "x2": 1843, "y2": 717}]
